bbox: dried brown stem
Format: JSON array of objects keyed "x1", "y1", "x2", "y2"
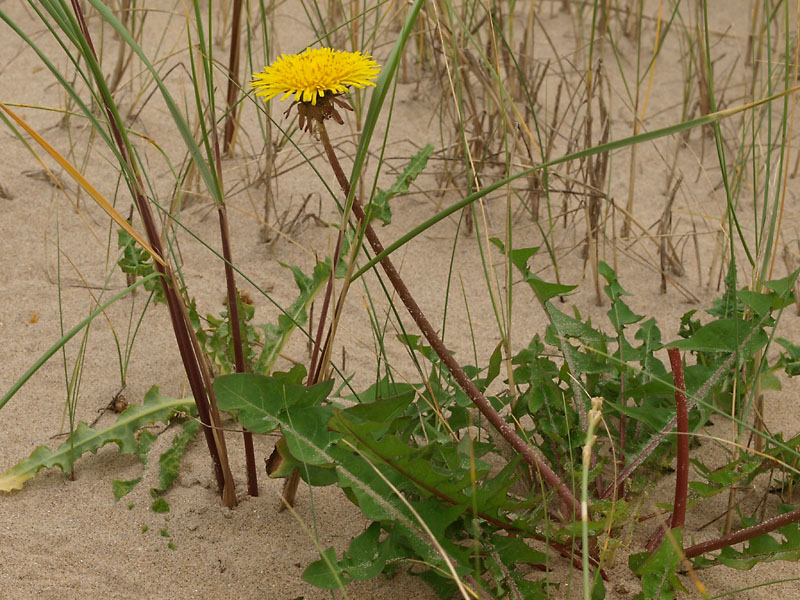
[
  {"x1": 218, "y1": 204, "x2": 258, "y2": 496},
  {"x1": 214, "y1": 131, "x2": 258, "y2": 497}
]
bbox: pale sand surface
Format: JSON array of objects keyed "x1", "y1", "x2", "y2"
[{"x1": 2, "y1": 1, "x2": 800, "y2": 598}]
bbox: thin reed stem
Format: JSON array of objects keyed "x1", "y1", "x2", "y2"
[{"x1": 218, "y1": 205, "x2": 258, "y2": 496}]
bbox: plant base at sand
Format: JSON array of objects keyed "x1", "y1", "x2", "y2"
[{"x1": 209, "y1": 262, "x2": 800, "y2": 598}]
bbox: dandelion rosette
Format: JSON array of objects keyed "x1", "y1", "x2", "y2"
[{"x1": 251, "y1": 47, "x2": 380, "y2": 131}]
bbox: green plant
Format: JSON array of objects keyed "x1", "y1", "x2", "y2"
[{"x1": 212, "y1": 260, "x2": 800, "y2": 598}]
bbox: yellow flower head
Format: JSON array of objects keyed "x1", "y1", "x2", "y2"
[{"x1": 251, "y1": 47, "x2": 380, "y2": 106}]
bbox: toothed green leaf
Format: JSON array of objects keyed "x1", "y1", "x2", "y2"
[
  {"x1": 0, "y1": 388, "x2": 192, "y2": 492},
  {"x1": 113, "y1": 477, "x2": 142, "y2": 501},
  {"x1": 155, "y1": 416, "x2": 200, "y2": 494},
  {"x1": 111, "y1": 429, "x2": 157, "y2": 500},
  {"x1": 254, "y1": 260, "x2": 330, "y2": 375},
  {"x1": 365, "y1": 144, "x2": 433, "y2": 226}
]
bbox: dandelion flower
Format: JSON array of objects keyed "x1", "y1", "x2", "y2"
[{"x1": 251, "y1": 47, "x2": 380, "y2": 106}]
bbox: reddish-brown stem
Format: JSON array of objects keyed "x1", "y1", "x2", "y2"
[
  {"x1": 600, "y1": 329, "x2": 758, "y2": 500},
  {"x1": 218, "y1": 206, "x2": 257, "y2": 496},
  {"x1": 69, "y1": 0, "x2": 234, "y2": 503},
  {"x1": 222, "y1": 0, "x2": 243, "y2": 155},
  {"x1": 316, "y1": 122, "x2": 579, "y2": 518},
  {"x1": 214, "y1": 133, "x2": 258, "y2": 497},
  {"x1": 685, "y1": 505, "x2": 800, "y2": 558},
  {"x1": 645, "y1": 348, "x2": 690, "y2": 551},
  {"x1": 669, "y1": 348, "x2": 689, "y2": 530}
]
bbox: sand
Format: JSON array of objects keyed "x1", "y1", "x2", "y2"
[{"x1": 2, "y1": 1, "x2": 800, "y2": 598}]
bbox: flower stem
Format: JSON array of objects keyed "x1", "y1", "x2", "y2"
[{"x1": 316, "y1": 121, "x2": 579, "y2": 518}]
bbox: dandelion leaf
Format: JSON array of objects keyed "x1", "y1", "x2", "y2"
[
  {"x1": 600, "y1": 261, "x2": 644, "y2": 330},
  {"x1": 254, "y1": 260, "x2": 330, "y2": 375},
  {"x1": 629, "y1": 527, "x2": 687, "y2": 599},
  {"x1": 112, "y1": 477, "x2": 142, "y2": 501},
  {"x1": 151, "y1": 496, "x2": 170, "y2": 513},
  {"x1": 0, "y1": 388, "x2": 192, "y2": 492},
  {"x1": 112, "y1": 428, "x2": 157, "y2": 500},
  {"x1": 155, "y1": 416, "x2": 200, "y2": 494},
  {"x1": 116, "y1": 229, "x2": 165, "y2": 303},
  {"x1": 492, "y1": 534, "x2": 548, "y2": 567},
  {"x1": 667, "y1": 319, "x2": 767, "y2": 355},
  {"x1": 330, "y1": 412, "x2": 492, "y2": 502},
  {"x1": 776, "y1": 337, "x2": 800, "y2": 376},
  {"x1": 302, "y1": 523, "x2": 408, "y2": 589},
  {"x1": 215, "y1": 372, "x2": 333, "y2": 428},
  {"x1": 301, "y1": 547, "x2": 347, "y2": 589},
  {"x1": 492, "y1": 237, "x2": 577, "y2": 302},
  {"x1": 544, "y1": 303, "x2": 609, "y2": 374},
  {"x1": 365, "y1": 144, "x2": 433, "y2": 226},
  {"x1": 266, "y1": 436, "x2": 338, "y2": 486},
  {"x1": 215, "y1": 373, "x2": 447, "y2": 584}
]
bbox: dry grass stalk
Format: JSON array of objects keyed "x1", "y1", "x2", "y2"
[
  {"x1": 108, "y1": 0, "x2": 135, "y2": 94},
  {"x1": 659, "y1": 175, "x2": 684, "y2": 293},
  {"x1": 223, "y1": 0, "x2": 243, "y2": 155},
  {"x1": 578, "y1": 56, "x2": 609, "y2": 305},
  {"x1": 259, "y1": 193, "x2": 325, "y2": 248}
]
